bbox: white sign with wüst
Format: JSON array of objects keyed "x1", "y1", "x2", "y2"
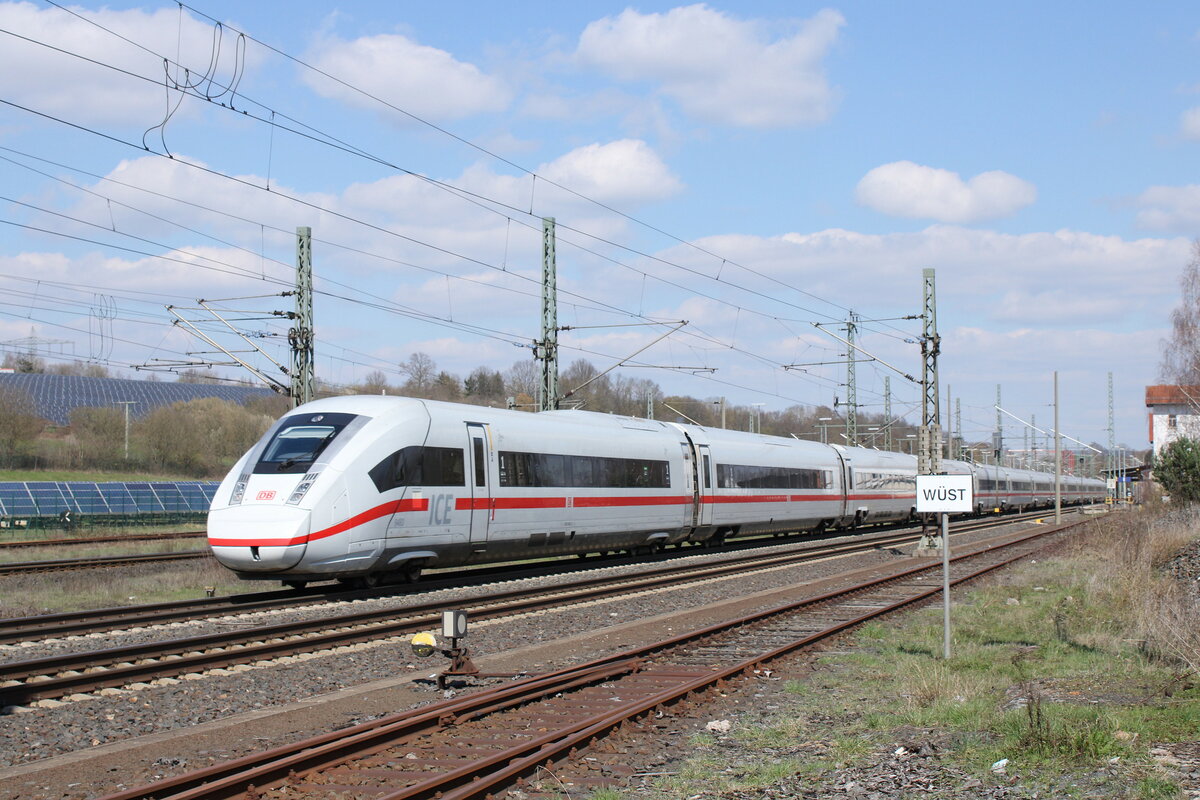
[{"x1": 915, "y1": 474, "x2": 974, "y2": 513}]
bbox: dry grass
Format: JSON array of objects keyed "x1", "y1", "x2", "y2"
[
  {"x1": 0, "y1": 557, "x2": 245, "y2": 616},
  {"x1": 1072, "y1": 505, "x2": 1200, "y2": 676}
]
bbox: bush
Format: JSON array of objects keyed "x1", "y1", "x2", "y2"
[
  {"x1": 67, "y1": 406, "x2": 126, "y2": 468},
  {"x1": 1153, "y1": 437, "x2": 1200, "y2": 503},
  {"x1": 0, "y1": 386, "x2": 46, "y2": 467},
  {"x1": 133, "y1": 397, "x2": 273, "y2": 477}
]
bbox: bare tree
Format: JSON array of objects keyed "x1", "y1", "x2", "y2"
[
  {"x1": 357, "y1": 370, "x2": 392, "y2": 395},
  {"x1": 1160, "y1": 239, "x2": 1200, "y2": 384},
  {"x1": 505, "y1": 359, "x2": 539, "y2": 406},
  {"x1": 399, "y1": 353, "x2": 436, "y2": 396}
]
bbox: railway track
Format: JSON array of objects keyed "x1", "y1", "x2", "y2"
[
  {"x1": 0, "y1": 509, "x2": 1079, "y2": 708},
  {"x1": 0, "y1": 507, "x2": 1071, "y2": 646},
  {"x1": 95, "y1": 513, "x2": 1090, "y2": 800},
  {"x1": 0, "y1": 549, "x2": 212, "y2": 575}
]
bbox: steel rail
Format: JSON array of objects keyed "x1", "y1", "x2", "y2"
[
  {"x1": 0, "y1": 512, "x2": 1057, "y2": 703},
  {"x1": 0, "y1": 510, "x2": 1079, "y2": 705},
  {"x1": 95, "y1": 516, "x2": 1090, "y2": 800},
  {"x1": 0, "y1": 507, "x2": 1066, "y2": 645}
]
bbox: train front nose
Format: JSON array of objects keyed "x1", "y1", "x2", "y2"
[{"x1": 207, "y1": 504, "x2": 311, "y2": 572}]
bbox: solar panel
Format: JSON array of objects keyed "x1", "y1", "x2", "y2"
[
  {"x1": 98, "y1": 485, "x2": 137, "y2": 514},
  {"x1": 150, "y1": 482, "x2": 187, "y2": 513},
  {"x1": 64, "y1": 482, "x2": 110, "y2": 513},
  {"x1": 0, "y1": 486, "x2": 36, "y2": 516},
  {"x1": 0, "y1": 480, "x2": 220, "y2": 517},
  {"x1": 177, "y1": 483, "x2": 214, "y2": 511},
  {"x1": 0, "y1": 373, "x2": 275, "y2": 426},
  {"x1": 124, "y1": 482, "x2": 164, "y2": 513},
  {"x1": 28, "y1": 487, "x2": 69, "y2": 514}
]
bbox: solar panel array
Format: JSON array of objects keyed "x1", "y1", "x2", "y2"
[
  {"x1": 0, "y1": 373, "x2": 276, "y2": 426},
  {"x1": 0, "y1": 481, "x2": 218, "y2": 517}
]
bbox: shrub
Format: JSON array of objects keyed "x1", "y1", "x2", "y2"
[
  {"x1": 0, "y1": 386, "x2": 46, "y2": 467},
  {"x1": 1153, "y1": 437, "x2": 1200, "y2": 503}
]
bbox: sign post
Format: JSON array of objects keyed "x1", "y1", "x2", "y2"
[{"x1": 916, "y1": 474, "x2": 974, "y2": 659}]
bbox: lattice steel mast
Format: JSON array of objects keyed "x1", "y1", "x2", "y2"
[
  {"x1": 289, "y1": 226, "x2": 315, "y2": 407},
  {"x1": 535, "y1": 217, "x2": 559, "y2": 412},
  {"x1": 919, "y1": 268, "x2": 942, "y2": 474}
]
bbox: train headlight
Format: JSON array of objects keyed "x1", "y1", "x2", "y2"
[
  {"x1": 410, "y1": 631, "x2": 438, "y2": 658},
  {"x1": 230, "y1": 473, "x2": 250, "y2": 505},
  {"x1": 287, "y1": 471, "x2": 321, "y2": 505}
]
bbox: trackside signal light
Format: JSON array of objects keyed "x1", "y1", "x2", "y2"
[{"x1": 410, "y1": 631, "x2": 438, "y2": 658}]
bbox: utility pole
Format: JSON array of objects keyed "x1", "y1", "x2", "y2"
[
  {"x1": 114, "y1": 401, "x2": 136, "y2": 459},
  {"x1": 919, "y1": 269, "x2": 941, "y2": 475},
  {"x1": 995, "y1": 385, "x2": 1003, "y2": 465},
  {"x1": 955, "y1": 397, "x2": 962, "y2": 459},
  {"x1": 1054, "y1": 371, "x2": 1061, "y2": 523},
  {"x1": 1107, "y1": 371, "x2": 1115, "y2": 500},
  {"x1": 1031, "y1": 413, "x2": 1038, "y2": 470},
  {"x1": 884, "y1": 375, "x2": 893, "y2": 452},
  {"x1": 536, "y1": 217, "x2": 559, "y2": 412},
  {"x1": 845, "y1": 311, "x2": 858, "y2": 446},
  {"x1": 645, "y1": 393, "x2": 654, "y2": 420},
  {"x1": 289, "y1": 226, "x2": 315, "y2": 407}
]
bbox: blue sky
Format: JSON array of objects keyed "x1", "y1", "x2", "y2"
[{"x1": 0, "y1": 1, "x2": 1197, "y2": 452}]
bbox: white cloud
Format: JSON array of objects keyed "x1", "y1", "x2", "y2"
[
  {"x1": 658, "y1": 225, "x2": 1187, "y2": 326},
  {"x1": 537, "y1": 140, "x2": 683, "y2": 204},
  {"x1": 856, "y1": 161, "x2": 1037, "y2": 223},
  {"x1": 575, "y1": 5, "x2": 844, "y2": 128},
  {"x1": 1181, "y1": 107, "x2": 1200, "y2": 140},
  {"x1": 0, "y1": 2, "x2": 258, "y2": 126},
  {"x1": 303, "y1": 32, "x2": 510, "y2": 121},
  {"x1": 1135, "y1": 184, "x2": 1200, "y2": 231}
]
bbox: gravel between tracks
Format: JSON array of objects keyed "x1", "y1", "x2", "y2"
[{"x1": 0, "y1": 519, "x2": 1066, "y2": 797}]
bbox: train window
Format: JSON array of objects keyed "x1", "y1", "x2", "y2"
[
  {"x1": 497, "y1": 451, "x2": 670, "y2": 489},
  {"x1": 255, "y1": 412, "x2": 358, "y2": 474},
  {"x1": 537, "y1": 454, "x2": 568, "y2": 486},
  {"x1": 702, "y1": 454, "x2": 712, "y2": 489},
  {"x1": 472, "y1": 438, "x2": 486, "y2": 487},
  {"x1": 854, "y1": 471, "x2": 916, "y2": 491},
  {"x1": 369, "y1": 446, "x2": 465, "y2": 493},
  {"x1": 717, "y1": 464, "x2": 830, "y2": 490}
]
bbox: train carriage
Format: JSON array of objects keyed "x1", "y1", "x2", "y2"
[{"x1": 208, "y1": 396, "x2": 1107, "y2": 586}]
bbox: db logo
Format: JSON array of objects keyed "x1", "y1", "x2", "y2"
[{"x1": 256, "y1": 490, "x2": 277, "y2": 501}]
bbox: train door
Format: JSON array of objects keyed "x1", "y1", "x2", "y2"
[
  {"x1": 678, "y1": 433, "x2": 713, "y2": 528},
  {"x1": 465, "y1": 423, "x2": 491, "y2": 546},
  {"x1": 696, "y1": 443, "x2": 713, "y2": 527},
  {"x1": 831, "y1": 446, "x2": 851, "y2": 522}
]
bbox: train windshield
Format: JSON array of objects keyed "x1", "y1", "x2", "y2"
[{"x1": 255, "y1": 412, "x2": 358, "y2": 474}]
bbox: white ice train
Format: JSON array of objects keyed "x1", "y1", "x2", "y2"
[{"x1": 207, "y1": 396, "x2": 1106, "y2": 587}]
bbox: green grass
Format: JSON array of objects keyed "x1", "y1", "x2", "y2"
[
  {"x1": 0, "y1": 468, "x2": 205, "y2": 481},
  {"x1": 638, "y1": 518, "x2": 1197, "y2": 799}
]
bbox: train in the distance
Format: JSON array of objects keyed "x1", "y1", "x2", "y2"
[{"x1": 207, "y1": 396, "x2": 1106, "y2": 588}]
